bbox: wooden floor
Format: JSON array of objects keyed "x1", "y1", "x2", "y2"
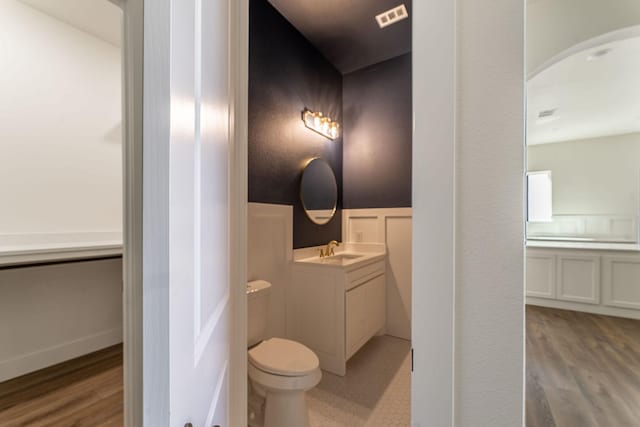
[
  {"x1": 527, "y1": 305, "x2": 640, "y2": 427},
  {"x1": 1, "y1": 308, "x2": 639, "y2": 426},
  {"x1": 0, "y1": 345, "x2": 123, "y2": 426}
]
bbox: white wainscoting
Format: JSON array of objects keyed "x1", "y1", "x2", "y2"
[
  {"x1": 0, "y1": 258, "x2": 123, "y2": 381},
  {"x1": 343, "y1": 208, "x2": 412, "y2": 340},
  {"x1": 248, "y1": 203, "x2": 292, "y2": 339}
]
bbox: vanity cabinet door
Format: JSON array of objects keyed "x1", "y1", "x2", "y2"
[
  {"x1": 368, "y1": 274, "x2": 386, "y2": 336},
  {"x1": 346, "y1": 273, "x2": 386, "y2": 360},
  {"x1": 346, "y1": 283, "x2": 369, "y2": 359}
]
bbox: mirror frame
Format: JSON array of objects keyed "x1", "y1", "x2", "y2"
[{"x1": 299, "y1": 157, "x2": 338, "y2": 225}]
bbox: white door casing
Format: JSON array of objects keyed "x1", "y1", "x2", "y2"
[{"x1": 142, "y1": 0, "x2": 231, "y2": 425}]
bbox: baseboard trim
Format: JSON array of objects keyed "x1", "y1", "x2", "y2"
[
  {"x1": 527, "y1": 298, "x2": 640, "y2": 320},
  {"x1": 0, "y1": 327, "x2": 123, "y2": 382}
]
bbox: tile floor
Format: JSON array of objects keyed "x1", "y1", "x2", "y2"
[{"x1": 307, "y1": 335, "x2": 411, "y2": 427}]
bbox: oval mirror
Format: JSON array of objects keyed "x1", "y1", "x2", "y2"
[{"x1": 300, "y1": 158, "x2": 338, "y2": 225}]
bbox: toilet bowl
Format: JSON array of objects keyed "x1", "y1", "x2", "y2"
[
  {"x1": 248, "y1": 338, "x2": 321, "y2": 427},
  {"x1": 246, "y1": 280, "x2": 321, "y2": 427}
]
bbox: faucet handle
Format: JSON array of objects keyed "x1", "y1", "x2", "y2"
[{"x1": 319, "y1": 248, "x2": 326, "y2": 258}]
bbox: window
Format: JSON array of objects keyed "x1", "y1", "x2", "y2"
[{"x1": 527, "y1": 171, "x2": 552, "y2": 222}]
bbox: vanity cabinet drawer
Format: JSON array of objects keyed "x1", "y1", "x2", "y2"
[
  {"x1": 346, "y1": 260, "x2": 385, "y2": 290},
  {"x1": 346, "y1": 273, "x2": 386, "y2": 359}
]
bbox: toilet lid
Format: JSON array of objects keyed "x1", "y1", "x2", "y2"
[{"x1": 249, "y1": 338, "x2": 319, "y2": 377}]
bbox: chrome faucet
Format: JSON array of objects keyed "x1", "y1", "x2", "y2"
[{"x1": 319, "y1": 240, "x2": 340, "y2": 258}]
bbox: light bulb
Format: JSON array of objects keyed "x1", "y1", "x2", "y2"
[
  {"x1": 321, "y1": 118, "x2": 329, "y2": 133},
  {"x1": 304, "y1": 114, "x2": 313, "y2": 127}
]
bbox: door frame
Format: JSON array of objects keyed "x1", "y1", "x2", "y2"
[
  {"x1": 124, "y1": 0, "x2": 524, "y2": 425},
  {"x1": 228, "y1": 0, "x2": 250, "y2": 425},
  {"x1": 121, "y1": 0, "x2": 143, "y2": 425}
]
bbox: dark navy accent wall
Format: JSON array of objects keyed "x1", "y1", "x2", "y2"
[
  {"x1": 249, "y1": 0, "x2": 343, "y2": 248},
  {"x1": 343, "y1": 54, "x2": 412, "y2": 209}
]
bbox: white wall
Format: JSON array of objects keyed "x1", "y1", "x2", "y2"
[
  {"x1": 0, "y1": 0, "x2": 122, "y2": 239},
  {"x1": 455, "y1": 0, "x2": 525, "y2": 424},
  {"x1": 527, "y1": 0, "x2": 640, "y2": 74},
  {"x1": 343, "y1": 208, "x2": 412, "y2": 340},
  {"x1": 0, "y1": 258, "x2": 123, "y2": 381},
  {"x1": 0, "y1": 1, "x2": 123, "y2": 382},
  {"x1": 248, "y1": 203, "x2": 292, "y2": 340},
  {"x1": 412, "y1": 0, "x2": 524, "y2": 425},
  {"x1": 528, "y1": 133, "x2": 640, "y2": 216}
]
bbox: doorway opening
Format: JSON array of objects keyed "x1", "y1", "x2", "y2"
[
  {"x1": 245, "y1": 0, "x2": 413, "y2": 425},
  {"x1": 0, "y1": 0, "x2": 126, "y2": 423},
  {"x1": 525, "y1": 14, "x2": 640, "y2": 426}
]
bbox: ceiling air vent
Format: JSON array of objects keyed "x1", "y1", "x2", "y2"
[
  {"x1": 376, "y1": 4, "x2": 408, "y2": 29},
  {"x1": 587, "y1": 48, "x2": 612, "y2": 61},
  {"x1": 537, "y1": 109, "x2": 556, "y2": 119},
  {"x1": 537, "y1": 108, "x2": 560, "y2": 124}
]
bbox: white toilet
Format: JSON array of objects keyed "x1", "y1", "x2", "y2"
[{"x1": 247, "y1": 280, "x2": 321, "y2": 427}]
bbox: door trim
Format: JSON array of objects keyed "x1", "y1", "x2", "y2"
[
  {"x1": 228, "y1": 0, "x2": 249, "y2": 425},
  {"x1": 121, "y1": 0, "x2": 143, "y2": 425}
]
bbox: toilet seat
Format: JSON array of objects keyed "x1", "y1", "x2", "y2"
[{"x1": 249, "y1": 338, "x2": 319, "y2": 377}]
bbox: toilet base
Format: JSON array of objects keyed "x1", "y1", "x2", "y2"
[
  {"x1": 248, "y1": 380, "x2": 266, "y2": 427},
  {"x1": 263, "y1": 388, "x2": 309, "y2": 427}
]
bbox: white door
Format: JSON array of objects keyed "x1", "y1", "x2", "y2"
[{"x1": 143, "y1": 0, "x2": 231, "y2": 425}]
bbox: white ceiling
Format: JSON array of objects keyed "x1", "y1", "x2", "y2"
[
  {"x1": 527, "y1": 35, "x2": 640, "y2": 145},
  {"x1": 19, "y1": 0, "x2": 121, "y2": 47}
]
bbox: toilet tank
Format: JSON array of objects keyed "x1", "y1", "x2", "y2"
[{"x1": 247, "y1": 280, "x2": 271, "y2": 348}]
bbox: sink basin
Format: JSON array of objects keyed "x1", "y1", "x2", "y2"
[
  {"x1": 323, "y1": 254, "x2": 363, "y2": 262},
  {"x1": 295, "y1": 247, "x2": 385, "y2": 268},
  {"x1": 309, "y1": 253, "x2": 366, "y2": 265}
]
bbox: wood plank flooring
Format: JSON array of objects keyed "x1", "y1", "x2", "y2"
[
  {"x1": 1, "y1": 308, "x2": 638, "y2": 426},
  {"x1": 0, "y1": 345, "x2": 123, "y2": 426},
  {"x1": 526, "y1": 305, "x2": 640, "y2": 427}
]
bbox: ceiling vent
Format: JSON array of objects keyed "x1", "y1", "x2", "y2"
[
  {"x1": 537, "y1": 108, "x2": 560, "y2": 124},
  {"x1": 375, "y1": 4, "x2": 408, "y2": 28},
  {"x1": 537, "y1": 109, "x2": 556, "y2": 119},
  {"x1": 587, "y1": 48, "x2": 612, "y2": 61}
]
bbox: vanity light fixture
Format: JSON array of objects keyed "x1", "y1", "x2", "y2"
[{"x1": 302, "y1": 108, "x2": 339, "y2": 140}]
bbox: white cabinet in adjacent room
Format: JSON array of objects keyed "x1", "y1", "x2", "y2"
[
  {"x1": 526, "y1": 245, "x2": 640, "y2": 320},
  {"x1": 556, "y1": 253, "x2": 600, "y2": 304},
  {"x1": 526, "y1": 251, "x2": 556, "y2": 299},
  {"x1": 602, "y1": 255, "x2": 640, "y2": 310}
]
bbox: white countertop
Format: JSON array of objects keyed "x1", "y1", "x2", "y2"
[
  {"x1": 526, "y1": 240, "x2": 640, "y2": 251},
  {"x1": 293, "y1": 242, "x2": 386, "y2": 270},
  {"x1": 294, "y1": 251, "x2": 385, "y2": 270}
]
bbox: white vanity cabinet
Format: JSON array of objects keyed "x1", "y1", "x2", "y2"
[{"x1": 290, "y1": 255, "x2": 386, "y2": 376}]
